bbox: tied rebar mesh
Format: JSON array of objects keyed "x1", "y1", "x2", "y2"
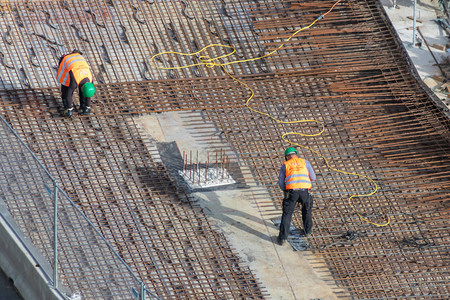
[
  {"x1": 0, "y1": 0, "x2": 448, "y2": 299},
  {"x1": 0, "y1": 115, "x2": 159, "y2": 299}
]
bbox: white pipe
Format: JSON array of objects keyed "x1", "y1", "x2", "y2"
[{"x1": 413, "y1": 0, "x2": 417, "y2": 46}]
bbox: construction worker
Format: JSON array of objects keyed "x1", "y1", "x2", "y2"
[
  {"x1": 277, "y1": 147, "x2": 316, "y2": 245},
  {"x1": 56, "y1": 50, "x2": 95, "y2": 117}
]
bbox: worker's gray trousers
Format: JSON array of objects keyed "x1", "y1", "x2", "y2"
[
  {"x1": 61, "y1": 72, "x2": 91, "y2": 110},
  {"x1": 278, "y1": 189, "x2": 313, "y2": 241}
]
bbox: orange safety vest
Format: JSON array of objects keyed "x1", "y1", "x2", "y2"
[
  {"x1": 284, "y1": 157, "x2": 312, "y2": 189},
  {"x1": 56, "y1": 53, "x2": 92, "y2": 87}
]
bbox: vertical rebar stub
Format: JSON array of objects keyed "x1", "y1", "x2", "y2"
[{"x1": 179, "y1": 150, "x2": 235, "y2": 189}]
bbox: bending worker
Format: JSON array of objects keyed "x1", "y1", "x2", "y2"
[
  {"x1": 277, "y1": 147, "x2": 316, "y2": 245},
  {"x1": 56, "y1": 50, "x2": 95, "y2": 117}
]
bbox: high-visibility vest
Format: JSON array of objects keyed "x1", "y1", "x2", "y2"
[
  {"x1": 284, "y1": 157, "x2": 312, "y2": 189},
  {"x1": 56, "y1": 53, "x2": 92, "y2": 87}
]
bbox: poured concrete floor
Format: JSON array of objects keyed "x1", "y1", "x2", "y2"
[{"x1": 381, "y1": 0, "x2": 450, "y2": 110}]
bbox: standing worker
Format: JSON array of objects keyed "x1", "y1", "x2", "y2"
[
  {"x1": 277, "y1": 147, "x2": 316, "y2": 245},
  {"x1": 56, "y1": 50, "x2": 95, "y2": 117}
]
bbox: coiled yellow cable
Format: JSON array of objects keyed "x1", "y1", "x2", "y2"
[{"x1": 150, "y1": 0, "x2": 390, "y2": 227}]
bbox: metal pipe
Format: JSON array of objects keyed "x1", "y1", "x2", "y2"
[
  {"x1": 141, "y1": 282, "x2": 145, "y2": 300},
  {"x1": 413, "y1": 0, "x2": 417, "y2": 46},
  {"x1": 53, "y1": 180, "x2": 58, "y2": 289},
  {"x1": 190, "y1": 150, "x2": 192, "y2": 181},
  {"x1": 182, "y1": 150, "x2": 185, "y2": 173}
]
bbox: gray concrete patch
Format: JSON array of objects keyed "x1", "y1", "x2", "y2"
[
  {"x1": 0, "y1": 268, "x2": 22, "y2": 300},
  {"x1": 0, "y1": 203, "x2": 64, "y2": 300},
  {"x1": 381, "y1": 0, "x2": 450, "y2": 112}
]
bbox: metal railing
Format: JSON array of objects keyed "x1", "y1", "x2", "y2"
[{"x1": 0, "y1": 114, "x2": 159, "y2": 299}]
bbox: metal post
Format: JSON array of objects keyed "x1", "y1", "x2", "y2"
[
  {"x1": 197, "y1": 151, "x2": 200, "y2": 184},
  {"x1": 141, "y1": 282, "x2": 145, "y2": 300},
  {"x1": 182, "y1": 151, "x2": 185, "y2": 173},
  {"x1": 53, "y1": 180, "x2": 58, "y2": 289},
  {"x1": 189, "y1": 151, "x2": 192, "y2": 181},
  {"x1": 412, "y1": 0, "x2": 417, "y2": 46}
]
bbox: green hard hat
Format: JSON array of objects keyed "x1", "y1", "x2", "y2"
[
  {"x1": 82, "y1": 82, "x2": 95, "y2": 98},
  {"x1": 285, "y1": 147, "x2": 298, "y2": 157}
]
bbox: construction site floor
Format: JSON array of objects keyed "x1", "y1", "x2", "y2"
[{"x1": 0, "y1": 0, "x2": 448, "y2": 299}]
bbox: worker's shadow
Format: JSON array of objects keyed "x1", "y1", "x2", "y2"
[
  {"x1": 0, "y1": 84, "x2": 66, "y2": 119},
  {"x1": 191, "y1": 188, "x2": 273, "y2": 243}
]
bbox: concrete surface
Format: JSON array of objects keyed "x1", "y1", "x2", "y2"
[
  {"x1": 0, "y1": 202, "x2": 63, "y2": 300},
  {"x1": 135, "y1": 112, "x2": 347, "y2": 300},
  {"x1": 381, "y1": 0, "x2": 450, "y2": 109},
  {"x1": 0, "y1": 268, "x2": 22, "y2": 300}
]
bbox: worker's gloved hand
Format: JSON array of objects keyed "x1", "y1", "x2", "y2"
[{"x1": 283, "y1": 190, "x2": 290, "y2": 200}]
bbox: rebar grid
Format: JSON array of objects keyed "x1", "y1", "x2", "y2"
[
  {"x1": 199, "y1": 0, "x2": 450, "y2": 298},
  {"x1": 0, "y1": 0, "x2": 449, "y2": 299},
  {"x1": 0, "y1": 0, "x2": 267, "y2": 88},
  {"x1": 1, "y1": 101, "x2": 267, "y2": 299}
]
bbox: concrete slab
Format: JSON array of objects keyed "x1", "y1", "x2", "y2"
[
  {"x1": 0, "y1": 207, "x2": 63, "y2": 300},
  {"x1": 191, "y1": 189, "x2": 343, "y2": 300},
  {"x1": 381, "y1": 0, "x2": 450, "y2": 109},
  {"x1": 0, "y1": 268, "x2": 22, "y2": 300}
]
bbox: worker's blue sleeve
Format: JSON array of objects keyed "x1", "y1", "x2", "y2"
[
  {"x1": 305, "y1": 160, "x2": 316, "y2": 181},
  {"x1": 278, "y1": 164, "x2": 286, "y2": 191}
]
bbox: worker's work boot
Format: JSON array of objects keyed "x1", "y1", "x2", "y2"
[
  {"x1": 64, "y1": 108, "x2": 73, "y2": 118},
  {"x1": 82, "y1": 106, "x2": 91, "y2": 115},
  {"x1": 276, "y1": 236, "x2": 286, "y2": 246}
]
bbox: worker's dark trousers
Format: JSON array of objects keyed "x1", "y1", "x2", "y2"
[
  {"x1": 278, "y1": 189, "x2": 313, "y2": 241},
  {"x1": 61, "y1": 72, "x2": 91, "y2": 110}
]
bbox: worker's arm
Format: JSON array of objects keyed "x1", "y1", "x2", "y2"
[
  {"x1": 306, "y1": 160, "x2": 316, "y2": 181},
  {"x1": 58, "y1": 55, "x2": 64, "y2": 67},
  {"x1": 58, "y1": 53, "x2": 71, "y2": 68},
  {"x1": 278, "y1": 165, "x2": 286, "y2": 191}
]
